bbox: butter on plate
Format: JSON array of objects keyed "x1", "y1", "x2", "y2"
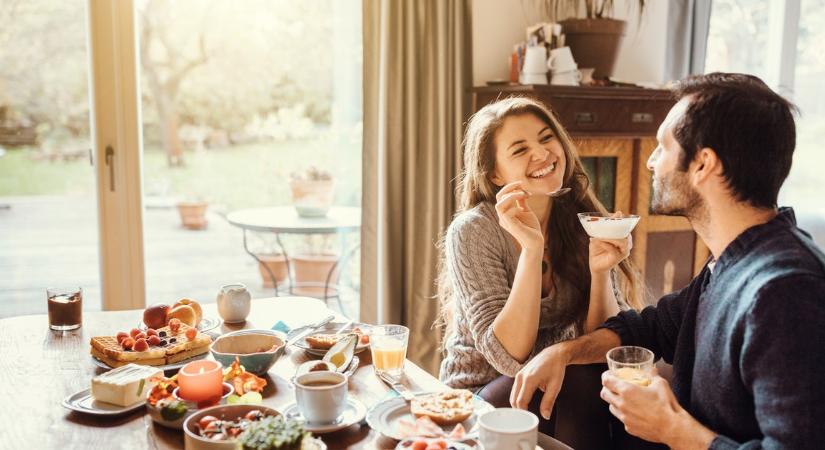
[{"x1": 91, "y1": 364, "x2": 163, "y2": 407}]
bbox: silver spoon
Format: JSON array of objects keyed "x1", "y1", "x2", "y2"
[{"x1": 546, "y1": 187, "x2": 571, "y2": 198}]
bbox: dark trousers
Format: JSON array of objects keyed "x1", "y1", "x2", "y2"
[{"x1": 476, "y1": 364, "x2": 667, "y2": 450}]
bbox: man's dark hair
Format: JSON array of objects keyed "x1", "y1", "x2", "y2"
[{"x1": 672, "y1": 72, "x2": 798, "y2": 209}]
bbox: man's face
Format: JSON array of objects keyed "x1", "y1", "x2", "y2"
[{"x1": 647, "y1": 98, "x2": 703, "y2": 217}]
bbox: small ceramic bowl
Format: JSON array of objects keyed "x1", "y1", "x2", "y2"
[
  {"x1": 577, "y1": 212, "x2": 641, "y2": 239},
  {"x1": 147, "y1": 382, "x2": 234, "y2": 430},
  {"x1": 183, "y1": 404, "x2": 281, "y2": 450},
  {"x1": 210, "y1": 329, "x2": 286, "y2": 375}
]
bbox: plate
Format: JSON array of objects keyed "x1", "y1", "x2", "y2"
[
  {"x1": 91, "y1": 351, "x2": 208, "y2": 372},
  {"x1": 366, "y1": 392, "x2": 495, "y2": 441},
  {"x1": 288, "y1": 322, "x2": 371, "y2": 356},
  {"x1": 396, "y1": 439, "x2": 478, "y2": 450},
  {"x1": 139, "y1": 316, "x2": 221, "y2": 333},
  {"x1": 282, "y1": 398, "x2": 367, "y2": 434},
  {"x1": 62, "y1": 388, "x2": 145, "y2": 416}
]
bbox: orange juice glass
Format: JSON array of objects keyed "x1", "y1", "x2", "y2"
[
  {"x1": 370, "y1": 325, "x2": 409, "y2": 377},
  {"x1": 606, "y1": 346, "x2": 654, "y2": 386}
]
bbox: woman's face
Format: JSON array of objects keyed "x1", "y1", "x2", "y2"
[{"x1": 490, "y1": 113, "x2": 566, "y2": 194}]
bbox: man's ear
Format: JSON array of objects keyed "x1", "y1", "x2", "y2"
[{"x1": 691, "y1": 147, "x2": 721, "y2": 185}]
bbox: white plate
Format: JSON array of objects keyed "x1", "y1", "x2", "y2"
[
  {"x1": 395, "y1": 439, "x2": 478, "y2": 450},
  {"x1": 139, "y1": 316, "x2": 222, "y2": 333},
  {"x1": 288, "y1": 322, "x2": 371, "y2": 356},
  {"x1": 91, "y1": 351, "x2": 208, "y2": 372},
  {"x1": 282, "y1": 398, "x2": 367, "y2": 434},
  {"x1": 62, "y1": 388, "x2": 145, "y2": 416},
  {"x1": 366, "y1": 393, "x2": 495, "y2": 441}
]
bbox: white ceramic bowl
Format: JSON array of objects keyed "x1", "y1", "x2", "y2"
[
  {"x1": 210, "y1": 329, "x2": 286, "y2": 375},
  {"x1": 183, "y1": 404, "x2": 281, "y2": 450},
  {"x1": 578, "y1": 212, "x2": 640, "y2": 239},
  {"x1": 147, "y1": 382, "x2": 234, "y2": 430}
]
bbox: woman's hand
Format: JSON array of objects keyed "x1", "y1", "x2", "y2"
[
  {"x1": 495, "y1": 181, "x2": 543, "y2": 252},
  {"x1": 589, "y1": 234, "x2": 632, "y2": 274}
]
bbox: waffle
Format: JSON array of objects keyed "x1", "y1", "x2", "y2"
[{"x1": 90, "y1": 323, "x2": 212, "y2": 367}]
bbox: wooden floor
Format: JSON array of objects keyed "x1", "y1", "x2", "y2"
[{"x1": 0, "y1": 196, "x2": 359, "y2": 319}]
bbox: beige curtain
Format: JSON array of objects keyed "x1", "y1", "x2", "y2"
[{"x1": 361, "y1": 0, "x2": 472, "y2": 375}]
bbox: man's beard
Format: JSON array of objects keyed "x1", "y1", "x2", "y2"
[{"x1": 650, "y1": 169, "x2": 703, "y2": 218}]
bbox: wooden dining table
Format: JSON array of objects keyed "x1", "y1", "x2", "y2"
[{"x1": 0, "y1": 297, "x2": 452, "y2": 449}]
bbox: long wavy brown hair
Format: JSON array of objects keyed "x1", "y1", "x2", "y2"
[{"x1": 436, "y1": 96, "x2": 645, "y2": 343}]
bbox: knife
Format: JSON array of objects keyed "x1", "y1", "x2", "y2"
[
  {"x1": 377, "y1": 371, "x2": 416, "y2": 402},
  {"x1": 286, "y1": 315, "x2": 335, "y2": 347}
]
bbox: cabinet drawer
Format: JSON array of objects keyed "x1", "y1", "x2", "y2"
[{"x1": 545, "y1": 97, "x2": 672, "y2": 135}]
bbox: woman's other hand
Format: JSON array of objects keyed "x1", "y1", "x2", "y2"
[{"x1": 495, "y1": 181, "x2": 544, "y2": 251}]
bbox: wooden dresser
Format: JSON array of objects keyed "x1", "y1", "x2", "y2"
[{"x1": 472, "y1": 85, "x2": 709, "y2": 302}]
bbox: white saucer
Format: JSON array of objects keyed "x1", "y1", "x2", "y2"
[
  {"x1": 282, "y1": 398, "x2": 367, "y2": 434},
  {"x1": 62, "y1": 388, "x2": 145, "y2": 416}
]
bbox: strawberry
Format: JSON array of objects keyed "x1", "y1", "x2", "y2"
[
  {"x1": 133, "y1": 338, "x2": 149, "y2": 352},
  {"x1": 169, "y1": 318, "x2": 181, "y2": 333},
  {"x1": 185, "y1": 327, "x2": 197, "y2": 341},
  {"x1": 121, "y1": 337, "x2": 135, "y2": 350},
  {"x1": 147, "y1": 335, "x2": 161, "y2": 346},
  {"x1": 134, "y1": 332, "x2": 147, "y2": 341},
  {"x1": 146, "y1": 328, "x2": 158, "y2": 337},
  {"x1": 129, "y1": 328, "x2": 141, "y2": 338},
  {"x1": 116, "y1": 331, "x2": 128, "y2": 344}
]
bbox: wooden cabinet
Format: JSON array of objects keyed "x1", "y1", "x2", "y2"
[{"x1": 472, "y1": 85, "x2": 710, "y2": 303}]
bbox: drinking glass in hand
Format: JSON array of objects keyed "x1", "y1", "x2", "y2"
[
  {"x1": 47, "y1": 287, "x2": 82, "y2": 331},
  {"x1": 370, "y1": 325, "x2": 409, "y2": 378},
  {"x1": 606, "y1": 346, "x2": 654, "y2": 386}
]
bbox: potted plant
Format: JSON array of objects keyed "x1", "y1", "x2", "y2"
[
  {"x1": 291, "y1": 234, "x2": 340, "y2": 298},
  {"x1": 540, "y1": 0, "x2": 645, "y2": 78},
  {"x1": 289, "y1": 166, "x2": 335, "y2": 218},
  {"x1": 253, "y1": 234, "x2": 289, "y2": 288},
  {"x1": 175, "y1": 197, "x2": 209, "y2": 230}
]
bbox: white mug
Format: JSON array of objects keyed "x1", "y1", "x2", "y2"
[
  {"x1": 551, "y1": 69, "x2": 582, "y2": 86},
  {"x1": 522, "y1": 46, "x2": 548, "y2": 74},
  {"x1": 579, "y1": 67, "x2": 595, "y2": 84},
  {"x1": 547, "y1": 46, "x2": 577, "y2": 73},
  {"x1": 479, "y1": 408, "x2": 538, "y2": 450},
  {"x1": 294, "y1": 371, "x2": 348, "y2": 424},
  {"x1": 520, "y1": 72, "x2": 548, "y2": 85},
  {"x1": 216, "y1": 283, "x2": 251, "y2": 323}
]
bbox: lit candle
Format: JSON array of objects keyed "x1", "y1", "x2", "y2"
[{"x1": 177, "y1": 360, "x2": 223, "y2": 404}]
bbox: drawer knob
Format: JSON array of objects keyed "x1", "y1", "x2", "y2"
[{"x1": 632, "y1": 113, "x2": 654, "y2": 123}]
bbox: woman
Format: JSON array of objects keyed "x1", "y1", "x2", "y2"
[{"x1": 438, "y1": 97, "x2": 645, "y2": 447}]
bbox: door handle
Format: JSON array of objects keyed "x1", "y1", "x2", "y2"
[{"x1": 104, "y1": 145, "x2": 115, "y2": 192}]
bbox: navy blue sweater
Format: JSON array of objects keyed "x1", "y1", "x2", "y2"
[{"x1": 601, "y1": 208, "x2": 825, "y2": 449}]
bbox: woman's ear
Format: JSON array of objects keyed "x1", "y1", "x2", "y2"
[{"x1": 489, "y1": 170, "x2": 504, "y2": 187}]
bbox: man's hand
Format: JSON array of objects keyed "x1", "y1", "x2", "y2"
[
  {"x1": 510, "y1": 344, "x2": 569, "y2": 419},
  {"x1": 601, "y1": 370, "x2": 716, "y2": 449}
]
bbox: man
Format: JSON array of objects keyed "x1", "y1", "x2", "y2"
[{"x1": 510, "y1": 73, "x2": 825, "y2": 449}]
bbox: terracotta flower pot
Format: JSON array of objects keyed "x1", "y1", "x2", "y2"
[
  {"x1": 559, "y1": 18, "x2": 626, "y2": 79},
  {"x1": 291, "y1": 253, "x2": 340, "y2": 297},
  {"x1": 176, "y1": 201, "x2": 208, "y2": 230},
  {"x1": 257, "y1": 254, "x2": 289, "y2": 288},
  {"x1": 289, "y1": 179, "x2": 335, "y2": 218}
]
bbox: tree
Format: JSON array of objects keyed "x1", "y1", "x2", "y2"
[{"x1": 139, "y1": 0, "x2": 209, "y2": 167}]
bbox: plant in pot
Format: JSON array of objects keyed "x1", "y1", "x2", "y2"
[
  {"x1": 539, "y1": 0, "x2": 645, "y2": 78},
  {"x1": 253, "y1": 233, "x2": 289, "y2": 289},
  {"x1": 291, "y1": 234, "x2": 340, "y2": 298},
  {"x1": 175, "y1": 195, "x2": 209, "y2": 230},
  {"x1": 289, "y1": 166, "x2": 335, "y2": 218}
]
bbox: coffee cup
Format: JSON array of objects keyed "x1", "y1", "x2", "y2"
[
  {"x1": 294, "y1": 371, "x2": 347, "y2": 424},
  {"x1": 551, "y1": 69, "x2": 582, "y2": 86},
  {"x1": 547, "y1": 46, "x2": 577, "y2": 73},
  {"x1": 479, "y1": 408, "x2": 538, "y2": 450},
  {"x1": 520, "y1": 72, "x2": 548, "y2": 85}
]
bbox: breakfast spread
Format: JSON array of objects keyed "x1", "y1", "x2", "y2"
[
  {"x1": 410, "y1": 390, "x2": 475, "y2": 426},
  {"x1": 91, "y1": 363, "x2": 163, "y2": 407},
  {"x1": 90, "y1": 320, "x2": 212, "y2": 368}
]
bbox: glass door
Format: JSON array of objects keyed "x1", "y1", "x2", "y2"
[
  {"x1": 135, "y1": 0, "x2": 363, "y2": 318},
  {"x1": 0, "y1": 0, "x2": 101, "y2": 317}
]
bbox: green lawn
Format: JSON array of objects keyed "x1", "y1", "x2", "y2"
[{"x1": 0, "y1": 135, "x2": 362, "y2": 210}]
